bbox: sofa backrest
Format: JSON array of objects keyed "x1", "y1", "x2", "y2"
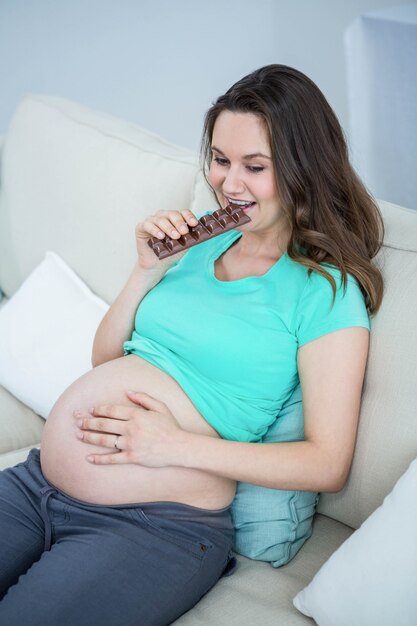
[
  {"x1": 0, "y1": 95, "x2": 199, "y2": 304},
  {"x1": 1, "y1": 95, "x2": 416, "y2": 530},
  {"x1": 317, "y1": 201, "x2": 417, "y2": 527}
]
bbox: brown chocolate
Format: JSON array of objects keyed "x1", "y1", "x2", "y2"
[{"x1": 147, "y1": 205, "x2": 252, "y2": 259}]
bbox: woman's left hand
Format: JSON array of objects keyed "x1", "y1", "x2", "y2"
[{"x1": 73, "y1": 391, "x2": 185, "y2": 467}]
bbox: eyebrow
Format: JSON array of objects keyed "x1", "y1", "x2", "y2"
[{"x1": 211, "y1": 146, "x2": 272, "y2": 160}]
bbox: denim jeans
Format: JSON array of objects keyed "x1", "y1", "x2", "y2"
[{"x1": 0, "y1": 448, "x2": 236, "y2": 625}]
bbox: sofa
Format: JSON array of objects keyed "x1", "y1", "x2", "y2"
[{"x1": 0, "y1": 95, "x2": 416, "y2": 625}]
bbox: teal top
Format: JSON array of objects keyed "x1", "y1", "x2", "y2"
[{"x1": 123, "y1": 228, "x2": 370, "y2": 442}]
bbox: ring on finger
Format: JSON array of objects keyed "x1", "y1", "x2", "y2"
[{"x1": 114, "y1": 435, "x2": 121, "y2": 450}]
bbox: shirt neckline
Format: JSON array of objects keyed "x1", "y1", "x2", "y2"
[{"x1": 207, "y1": 230, "x2": 289, "y2": 288}]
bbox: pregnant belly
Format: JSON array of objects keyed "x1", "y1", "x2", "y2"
[{"x1": 41, "y1": 355, "x2": 236, "y2": 509}]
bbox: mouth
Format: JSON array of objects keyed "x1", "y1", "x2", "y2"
[{"x1": 225, "y1": 196, "x2": 256, "y2": 212}]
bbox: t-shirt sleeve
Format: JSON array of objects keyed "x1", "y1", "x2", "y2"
[{"x1": 295, "y1": 267, "x2": 370, "y2": 348}]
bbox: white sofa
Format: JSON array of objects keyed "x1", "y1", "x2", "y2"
[{"x1": 0, "y1": 95, "x2": 416, "y2": 625}]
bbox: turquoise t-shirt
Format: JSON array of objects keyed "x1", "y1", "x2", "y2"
[{"x1": 123, "y1": 229, "x2": 370, "y2": 442}]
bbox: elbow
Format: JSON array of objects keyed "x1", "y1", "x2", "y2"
[
  {"x1": 310, "y1": 436, "x2": 356, "y2": 492},
  {"x1": 91, "y1": 349, "x2": 124, "y2": 368},
  {"x1": 325, "y1": 476, "x2": 347, "y2": 494},
  {"x1": 322, "y1": 461, "x2": 352, "y2": 493},
  {"x1": 91, "y1": 353, "x2": 111, "y2": 368},
  {"x1": 91, "y1": 342, "x2": 101, "y2": 367},
  {"x1": 91, "y1": 349, "x2": 109, "y2": 368},
  {"x1": 91, "y1": 339, "x2": 124, "y2": 368},
  {"x1": 91, "y1": 338, "x2": 101, "y2": 368},
  {"x1": 91, "y1": 352, "x2": 102, "y2": 368}
]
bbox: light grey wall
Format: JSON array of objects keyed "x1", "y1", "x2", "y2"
[{"x1": 0, "y1": 0, "x2": 408, "y2": 151}]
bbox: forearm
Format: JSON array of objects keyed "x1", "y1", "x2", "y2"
[
  {"x1": 92, "y1": 263, "x2": 162, "y2": 367},
  {"x1": 177, "y1": 433, "x2": 345, "y2": 493}
]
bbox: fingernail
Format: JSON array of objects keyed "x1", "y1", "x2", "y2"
[
  {"x1": 87, "y1": 455, "x2": 95, "y2": 463},
  {"x1": 73, "y1": 409, "x2": 82, "y2": 418},
  {"x1": 76, "y1": 419, "x2": 83, "y2": 427},
  {"x1": 76, "y1": 431, "x2": 84, "y2": 440},
  {"x1": 128, "y1": 390, "x2": 138, "y2": 395}
]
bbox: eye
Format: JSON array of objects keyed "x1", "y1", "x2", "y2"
[
  {"x1": 213, "y1": 156, "x2": 229, "y2": 166},
  {"x1": 247, "y1": 166, "x2": 265, "y2": 174}
]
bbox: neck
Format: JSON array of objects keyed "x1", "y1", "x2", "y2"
[{"x1": 237, "y1": 230, "x2": 290, "y2": 261}]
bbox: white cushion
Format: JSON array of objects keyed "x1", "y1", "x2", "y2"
[
  {"x1": 293, "y1": 456, "x2": 417, "y2": 626},
  {"x1": 0, "y1": 251, "x2": 108, "y2": 418}
]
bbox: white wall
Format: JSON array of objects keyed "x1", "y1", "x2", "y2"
[{"x1": 0, "y1": 0, "x2": 408, "y2": 152}]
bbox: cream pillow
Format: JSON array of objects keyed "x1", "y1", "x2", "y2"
[
  {"x1": 293, "y1": 456, "x2": 417, "y2": 626},
  {"x1": 0, "y1": 252, "x2": 108, "y2": 418}
]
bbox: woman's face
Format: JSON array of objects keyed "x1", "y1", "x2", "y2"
[{"x1": 208, "y1": 111, "x2": 286, "y2": 239}]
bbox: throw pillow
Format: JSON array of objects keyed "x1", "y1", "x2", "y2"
[
  {"x1": 231, "y1": 383, "x2": 320, "y2": 567},
  {"x1": 293, "y1": 456, "x2": 417, "y2": 626},
  {"x1": 0, "y1": 252, "x2": 108, "y2": 418}
]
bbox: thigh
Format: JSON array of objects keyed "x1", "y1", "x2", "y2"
[
  {"x1": 0, "y1": 503, "x2": 232, "y2": 626},
  {"x1": 0, "y1": 458, "x2": 45, "y2": 599}
]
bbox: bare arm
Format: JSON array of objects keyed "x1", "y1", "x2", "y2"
[
  {"x1": 91, "y1": 263, "x2": 161, "y2": 367},
  {"x1": 91, "y1": 208, "x2": 199, "y2": 367}
]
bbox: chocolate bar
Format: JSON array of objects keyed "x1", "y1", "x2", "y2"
[{"x1": 147, "y1": 205, "x2": 252, "y2": 259}]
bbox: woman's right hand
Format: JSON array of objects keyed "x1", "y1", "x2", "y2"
[{"x1": 135, "y1": 209, "x2": 200, "y2": 275}]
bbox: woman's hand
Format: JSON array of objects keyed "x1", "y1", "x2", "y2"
[
  {"x1": 73, "y1": 391, "x2": 186, "y2": 467},
  {"x1": 135, "y1": 209, "x2": 199, "y2": 274}
]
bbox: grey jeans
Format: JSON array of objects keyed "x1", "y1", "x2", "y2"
[{"x1": 0, "y1": 448, "x2": 236, "y2": 626}]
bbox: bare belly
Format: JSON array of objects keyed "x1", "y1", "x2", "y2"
[{"x1": 41, "y1": 355, "x2": 236, "y2": 509}]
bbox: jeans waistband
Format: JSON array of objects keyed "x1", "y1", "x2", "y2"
[
  {"x1": 27, "y1": 448, "x2": 233, "y2": 531},
  {"x1": 126, "y1": 501, "x2": 234, "y2": 530}
]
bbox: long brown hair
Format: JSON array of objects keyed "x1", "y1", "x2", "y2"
[{"x1": 201, "y1": 64, "x2": 384, "y2": 315}]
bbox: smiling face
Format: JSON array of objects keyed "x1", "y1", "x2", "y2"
[{"x1": 208, "y1": 111, "x2": 290, "y2": 250}]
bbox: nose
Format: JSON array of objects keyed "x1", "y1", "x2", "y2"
[{"x1": 222, "y1": 165, "x2": 246, "y2": 196}]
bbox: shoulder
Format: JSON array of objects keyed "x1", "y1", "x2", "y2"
[
  {"x1": 285, "y1": 254, "x2": 362, "y2": 301},
  {"x1": 287, "y1": 257, "x2": 370, "y2": 348}
]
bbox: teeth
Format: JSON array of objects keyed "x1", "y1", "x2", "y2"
[{"x1": 227, "y1": 198, "x2": 253, "y2": 206}]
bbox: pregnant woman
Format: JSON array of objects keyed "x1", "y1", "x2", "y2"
[{"x1": 0, "y1": 65, "x2": 384, "y2": 626}]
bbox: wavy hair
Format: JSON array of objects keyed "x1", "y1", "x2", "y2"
[{"x1": 201, "y1": 64, "x2": 384, "y2": 315}]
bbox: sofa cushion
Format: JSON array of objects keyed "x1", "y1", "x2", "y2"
[
  {"x1": 232, "y1": 383, "x2": 319, "y2": 567},
  {"x1": 293, "y1": 456, "x2": 417, "y2": 625},
  {"x1": 0, "y1": 385, "x2": 43, "y2": 458},
  {"x1": 174, "y1": 514, "x2": 353, "y2": 625},
  {"x1": 0, "y1": 251, "x2": 108, "y2": 418},
  {"x1": 0, "y1": 444, "x2": 41, "y2": 472},
  {"x1": 0, "y1": 94, "x2": 199, "y2": 304}
]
